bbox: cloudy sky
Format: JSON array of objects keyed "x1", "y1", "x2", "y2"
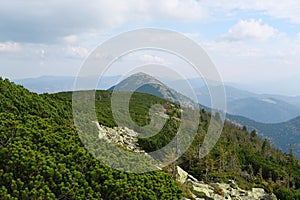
[{"x1": 1, "y1": 0, "x2": 300, "y2": 95}]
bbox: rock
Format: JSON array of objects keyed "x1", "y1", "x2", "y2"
[
  {"x1": 92, "y1": 122, "x2": 146, "y2": 153},
  {"x1": 188, "y1": 174, "x2": 199, "y2": 182},
  {"x1": 252, "y1": 188, "x2": 265, "y2": 195},
  {"x1": 219, "y1": 183, "x2": 231, "y2": 190},
  {"x1": 211, "y1": 193, "x2": 224, "y2": 200},
  {"x1": 248, "y1": 188, "x2": 265, "y2": 199},
  {"x1": 230, "y1": 188, "x2": 240, "y2": 197},
  {"x1": 175, "y1": 166, "x2": 188, "y2": 184},
  {"x1": 188, "y1": 180, "x2": 213, "y2": 190},
  {"x1": 230, "y1": 183, "x2": 238, "y2": 189},
  {"x1": 92, "y1": 122, "x2": 279, "y2": 200},
  {"x1": 182, "y1": 177, "x2": 277, "y2": 200},
  {"x1": 189, "y1": 183, "x2": 213, "y2": 198},
  {"x1": 191, "y1": 186, "x2": 210, "y2": 197},
  {"x1": 238, "y1": 188, "x2": 247, "y2": 196}
]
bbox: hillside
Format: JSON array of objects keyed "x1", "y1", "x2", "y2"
[
  {"x1": 0, "y1": 77, "x2": 181, "y2": 199},
  {"x1": 1, "y1": 77, "x2": 300, "y2": 199},
  {"x1": 63, "y1": 87, "x2": 300, "y2": 199},
  {"x1": 93, "y1": 91, "x2": 300, "y2": 199},
  {"x1": 227, "y1": 114, "x2": 300, "y2": 160}
]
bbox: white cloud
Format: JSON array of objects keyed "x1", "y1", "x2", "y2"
[
  {"x1": 203, "y1": 0, "x2": 300, "y2": 23},
  {"x1": 65, "y1": 46, "x2": 90, "y2": 58},
  {"x1": 183, "y1": 32, "x2": 201, "y2": 40},
  {"x1": 157, "y1": 0, "x2": 206, "y2": 21},
  {"x1": 222, "y1": 19, "x2": 278, "y2": 41},
  {"x1": 0, "y1": 42, "x2": 21, "y2": 52},
  {"x1": 201, "y1": 32, "x2": 300, "y2": 84},
  {"x1": 139, "y1": 54, "x2": 168, "y2": 65},
  {"x1": 0, "y1": 0, "x2": 207, "y2": 43},
  {"x1": 1, "y1": 0, "x2": 300, "y2": 44},
  {"x1": 63, "y1": 35, "x2": 78, "y2": 44}
]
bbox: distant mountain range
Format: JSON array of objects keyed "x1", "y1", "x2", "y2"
[
  {"x1": 13, "y1": 75, "x2": 121, "y2": 94},
  {"x1": 14, "y1": 75, "x2": 300, "y2": 123},
  {"x1": 194, "y1": 85, "x2": 300, "y2": 123},
  {"x1": 13, "y1": 73, "x2": 300, "y2": 158}
]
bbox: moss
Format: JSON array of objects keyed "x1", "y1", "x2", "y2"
[
  {"x1": 213, "y1": 186, "x2": 225, "y2": 197},
  {"x1": 178, "y1": 182, "x2": 195, "y2": 199}
]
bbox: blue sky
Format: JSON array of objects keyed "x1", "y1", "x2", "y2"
[{"x1": 1, "y1": 0, "x2": 300, "y2": 95}]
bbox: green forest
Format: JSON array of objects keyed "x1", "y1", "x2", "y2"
[{"x1": 1, "y1": 77, "x2": 300, "y2": 199}]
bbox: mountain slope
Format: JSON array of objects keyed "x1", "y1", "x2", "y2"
[
  {"x1": 2, "y1": 77, "x2": 300, "y2": 199},
  {"x1": 0, "y1": 77, "x2": 182, "y2": 199},
  {"x1": 109, "y1": 72, "x2": 197, "y2": 108},
  {"x1": 85, "y1": 87, "x2": 300, "y2": 199},
  {"x1": 108, "y1": 73, "x2": 300, "y2": 159},
  {"x1": 227, "y1": 114, "x2": 300, "y2": 159}
]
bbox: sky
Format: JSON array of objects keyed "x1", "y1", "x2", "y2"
[{"x1": 1, "y1": 0, "x2": 300, "y2": 95}]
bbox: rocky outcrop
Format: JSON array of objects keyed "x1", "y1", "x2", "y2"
[
  {"x1": 92, "y1": 122, "x2": 277, "y2": 200},
  {"x1": 175, "y1": 166, "x2": 277, "y2": 200},
  {"x1": 92, "y1": 121, "x2": 144, "y2": 153}
]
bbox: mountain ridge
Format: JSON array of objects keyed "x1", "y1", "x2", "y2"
[
  {"x1": 14, "y1": 75, "x2": 300, "y2": 123},
  {"x1": 1, "y1": 76, "x2": 300, "y2": 199}
]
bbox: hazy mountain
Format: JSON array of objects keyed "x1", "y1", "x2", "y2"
[
  {"x1": 194, "y1": 85, "x2": 258, "y2": 107},
  {"x1": 13, "y1": 75, "x2": 121, "y2": 94},
  {"x1": 14, "y1": 75, "x2": 300, "y2": 123},
  {"x1": 228, "y1": 97, "x2": 300, "y2": 123},
  {"x1": 109, "y1": 72, "x2": 198, "y2": 109},
  {"x1": 196, "y1": 85, "x2": 300, "y2": 123},
  {"x1": 263, "y1": 94, "x2": 300, "y2": 109},
  {"x1": 232, "y1": 74, "x2": 300, "y2": 96},
  {"x1": 227, "y1": 114, "x2": 300, "y2": 159},
  {"x1": 13, "y1": 76, "x2": 75, "y2": 94}
]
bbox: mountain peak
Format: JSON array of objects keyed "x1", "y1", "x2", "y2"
[
  {"x1": 125, "y1": 72, "x2": 160, "y2": 84},
  {"x1": 111, "y1": 72, "x2": 197, "y2": 108},
  {"x1": 130, "y1": 72, "x2": 152, "y2": 77}
]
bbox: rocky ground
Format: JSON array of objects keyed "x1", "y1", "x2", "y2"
[
  {"x1": 93, "y1": 121, "x2": 145, "y2": 153},
  {"x1": 175, "y1": 166, "x2": 277, "y2": 200},
  {"x1": 93, "y1": 122, "x2": 278, "y2": 200}
]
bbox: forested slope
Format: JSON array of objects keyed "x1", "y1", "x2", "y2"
[
  {"x1": 0, "y1": 78, "x2": 181, "y2": 199},
  {"x1": 61, "y1": 88, "x2": 300, "y2": 199},
  {"x1": 1, "y1": 77, "x2": 300, "y2": 199}
]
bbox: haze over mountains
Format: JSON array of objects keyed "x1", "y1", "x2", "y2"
[
  {"x1": 196, "y1": 85, "x2": 300, "y2": 123},
  {"x1": 18, "y1": 72, "x2": 297, "y2": 159},
  {"x1": 14, "y1": 74, "x2": 300, "y2": 123},
  {"x1": 13, "y1": 73, "x2": 300, "y2": 159},
  {"x1": 2, "y1": 76, "x2": 300, "y2": 199}
]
